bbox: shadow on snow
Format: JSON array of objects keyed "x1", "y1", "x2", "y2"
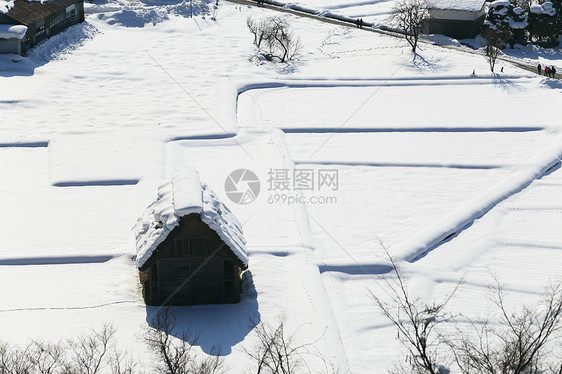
[
  {"x1": 319, "y1": 263, "x2": 393, "y2": 275},
  {"x1": 0, "y1": 22, "x2": 98, "y2": 78},
  {"x1": 144, "y1": 270, "x2": 259, "y2": 355}
]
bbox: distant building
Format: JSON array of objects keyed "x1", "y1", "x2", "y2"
[
  {"x1": 427, "y1": 0, "x2": 486, "y2": 39},
  {"x1": 135, "y1": 171, "x2": 248, "y2": 306},
  {"x1": 0, "y1": 0, "x2": 84, "y2": 55}
]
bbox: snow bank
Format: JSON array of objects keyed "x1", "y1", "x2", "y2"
[
  {"x1": 134, "y1": 170, "x2": 248, "y2": 268},
  {"x1": 0, "y1": 24, "x2": 27, "y2": 39},
  {"x1": 393, "y1": 133, "x2": 562, "y2": 262},
  {"x1": 428, "y1": 0, "x2": 485, "y2": 12},
  {"x1": 0, "y1": 0, "x2": 13, "y2": 14}
]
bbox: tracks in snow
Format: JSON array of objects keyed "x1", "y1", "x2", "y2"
[{"x1": 226, "y1": 0, "x2": 561, "y2": 80}]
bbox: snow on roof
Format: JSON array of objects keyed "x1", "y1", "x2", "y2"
[
  {"x1": 0, "y1": 24, "x2": 27, "y2": 39},
  {"x1": 0, "y1": 0, "x2": 14, "y2": 14},
  {"x1": 134, "y1": 170, "x2": 248, "y2": 269},
  {"x1": 428, "y1": 0, "x2": 485, "y2": 12},
  {"x1": 530, "y1": 2, "x2": 556, "y2": 16}
]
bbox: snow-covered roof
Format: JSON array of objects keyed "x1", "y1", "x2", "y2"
[
  {"x1": 134, "y1": 170, "x2": 248, "y2": 269},
  {"x1": 0, "y1": 0, "x2": 14, "y2": 13},
  {"x1": 428, "y1": 0, "x2": 486, "y2": 12},
  {"x1": 0, "y1": 24, "x2": 27, "y2": 39}
]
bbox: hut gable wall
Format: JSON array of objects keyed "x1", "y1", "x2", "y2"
[
  {"x1": 140, "y1": 213, "x2": 244, "y2": 306},
  {"x1": 427, "y1": 13, "x2": 486, "y2": 39},
  {"x1": 141, "y1": 213, "x2": 242, "y2": 268}
]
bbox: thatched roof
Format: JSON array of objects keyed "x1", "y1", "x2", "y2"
[{"x1": 134, "y1": 170, "x2": 248, "y2": 269}]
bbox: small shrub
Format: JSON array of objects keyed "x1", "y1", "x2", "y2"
[{"x1": 247, "y1": 16, "x2": 301, "y2": 62}]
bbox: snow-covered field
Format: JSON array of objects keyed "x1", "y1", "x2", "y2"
[{"x1": 1, "y1": 0, "x2": 561, "y2": 372}]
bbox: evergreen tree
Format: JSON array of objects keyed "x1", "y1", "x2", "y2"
[
  {"x1": 509, "y1": 3, "x2": 529, "y2": 45},
  {"x1": 552, "y1": 0, "x2": 562, "y2": 37},
  {"x1": 483, "y1": 0, "x2": 529, "y2": 47},
  {"x1": 527, "y1": 1, "x2": 558, "y2": 46},
  {"x1": 484, "y1": 1, "x2": 512, "y2": 33}
]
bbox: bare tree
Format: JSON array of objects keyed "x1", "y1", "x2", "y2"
[
  {"x1": 193, "y1": 350, "x2": 225, "y2": 374},
  {"x1": 481, "y1": 27, "x2": 510, "y2": 72},
  {"x1": 210, "y1": 0, "x2": 219, "y2": 21},
  {"x1": 0, "y1": 342, "x2": 8, "y2": 373},
  {"x1": 143, "y1": 307, "x2": 225, "y2": 374},
  {"x1": 0, "y1": 317, "x2": 226, "y2": 374},
  {"x1": 390, "y1": 0, "x2": 429, "y2": 54},
  {"x1": 0, "y1": 342, "x2": 34, "y2": 374},
  {"x1": 109, "y1": 349, "x2": 138, "y2": 374},
  {"x1": 247, "y1": 17, "x2": 270, "y2": 48},
  {"x1": 64, "y1": 324, "x2": 115, "y2": 374},
  {"x1": 245, "y1": 316, "x2": 302, "y2": 374},
  {"x1": 370, "y1": 249, "x2": 460, "y2": 374},
  {"x1": 243, "y1": 315, "x2": 341, "y2": 374},
  {"x1": 0, "y1": 324, "x2": 123, "y2": 374},
  {"x1": 247, "y1": 16, "x2": 301, "y2": 62},
  {"x1": 265, "y1": 17, "x2": 301, "y2": 62},
  {"x1": 446, "y1": 280, "x2": 562, "y2": 374},
  {"x1": 29, "y1": 341, "x2": 66, "y2": 374}
]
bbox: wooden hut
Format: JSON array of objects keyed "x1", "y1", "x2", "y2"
[
  {"x1": 0, "y1": 0, "x2": 85, "y2": 55},
  {"x1": 426, "y1": 0, "x2": 486, "y2": 39},
  {"x1": 134, "y1": 171, "x2": 248, "y2": 306}
]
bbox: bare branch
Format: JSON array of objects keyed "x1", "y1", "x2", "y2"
[
  {"x1": 447, "y1": 280, "x2": 562, "y2": 374},
  {"x1": 247, "y1": 16, "x2": 301, "y2": 63},
  {"x1": 144, "y1": 307, "x2": 225, "y2": 374},
  {"x1": 370, "y1": 247, "x2": 460, "y2": 374},
  {"x1": 243, "y1": 315, "x2": 338, "y2": 374},
  {"x1": 390, "y1": 0, "x2": 428, "y2": 54}
]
